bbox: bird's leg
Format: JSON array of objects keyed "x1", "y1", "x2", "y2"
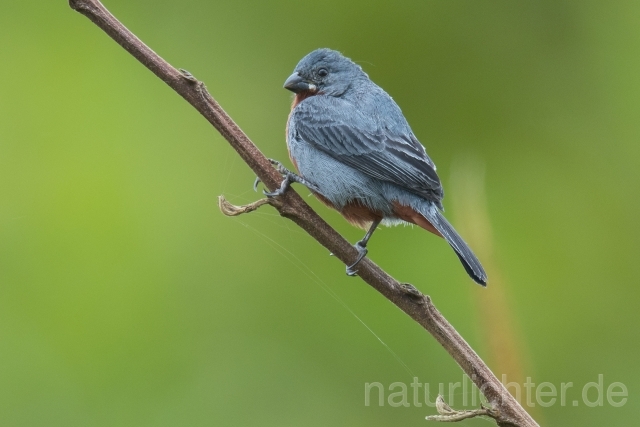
[
  {"x1": 346, "y1": 218, "x2": 382, "y2": 276},
  {"x1": 255, "y1": 158, "x2": 320, "y2": 196}
]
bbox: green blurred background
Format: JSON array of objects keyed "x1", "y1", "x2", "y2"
[{"x1": 1, "y1": 1, "x2": 638, "y2": 425}]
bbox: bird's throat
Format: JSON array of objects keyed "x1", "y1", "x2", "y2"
[{"x1": 292, "y1": 90, "x2": 316, "y2": 109}]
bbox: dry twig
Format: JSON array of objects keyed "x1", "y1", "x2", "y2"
[{"x1": 426, "y1": 395, "x2": 498, "y2": 423}]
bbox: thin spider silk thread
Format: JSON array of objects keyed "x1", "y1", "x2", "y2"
[{"x1": 232, "y1": 217, "x2": 416, "y2": 378}]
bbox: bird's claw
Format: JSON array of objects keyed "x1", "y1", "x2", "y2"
[
  {"x1": 262, "y1": 175, "x2": 291, "y2": 198},
  {"x1": 253, "y1": 159, "x2": 292, "y2": 195},
  {"x1": 346, "y1": 242, "x2": 368, "y2": 276},
  {"x1": 263, "y1": 187, "x2": 286, "y2": 197},
  {"x1": 253, "y1": 158, "x2": 321, "y2": 196}
]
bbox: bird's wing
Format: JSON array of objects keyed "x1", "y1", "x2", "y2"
[{"x1": 291, "y1": 95, "x2": 443, "y2": 202}]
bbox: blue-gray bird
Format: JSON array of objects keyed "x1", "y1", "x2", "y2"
[{"x1": 263, "y1": 48, "x2": 487, "y2": 285}]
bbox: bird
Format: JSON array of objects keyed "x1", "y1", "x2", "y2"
[{"x1": 260, "y1": 48, "x2": 487, "y2": 286}]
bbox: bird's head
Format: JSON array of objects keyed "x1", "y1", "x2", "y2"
[{"x1": 284, "y1": 48, "x2": 366, "y2": 98}]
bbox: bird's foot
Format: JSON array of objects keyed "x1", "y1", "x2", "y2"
[
  {"x1": 262, "y1": 173, "x2": 292, "y2": 197},
  {"x1": 254, "y1": 158, "x2": 320, "y2": 196},
  {"x1": 346, "y1": 241, "x2": 368, "y2": 276},
  {"x1": 268, "y1": 159, "x2": 292, "y2": 176}
]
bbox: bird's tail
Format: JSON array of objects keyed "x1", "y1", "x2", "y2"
[{"x1": 420, "y1": 206, "x2": 487, "y2": 286}]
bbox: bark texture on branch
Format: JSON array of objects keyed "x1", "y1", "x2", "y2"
[{"x1": 69, "y1": 1, "x2": 539, "y2": 426}]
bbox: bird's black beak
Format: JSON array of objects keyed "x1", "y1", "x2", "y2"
[{"x1": 283, "y1": 72, "x2": 317, "y2": 93}]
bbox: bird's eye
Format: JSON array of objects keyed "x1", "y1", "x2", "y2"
[{"x1": 318, "y1": 68, "x2": 328, "y2": 77}]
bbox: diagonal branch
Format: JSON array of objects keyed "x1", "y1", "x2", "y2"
[{"x1": 68, "y1": 1, "x2": 539, "y2": 426}]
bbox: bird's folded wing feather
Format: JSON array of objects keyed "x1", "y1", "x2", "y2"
[{"x1": 291, "y1": 96, "x2": 443, "y2": 202}]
